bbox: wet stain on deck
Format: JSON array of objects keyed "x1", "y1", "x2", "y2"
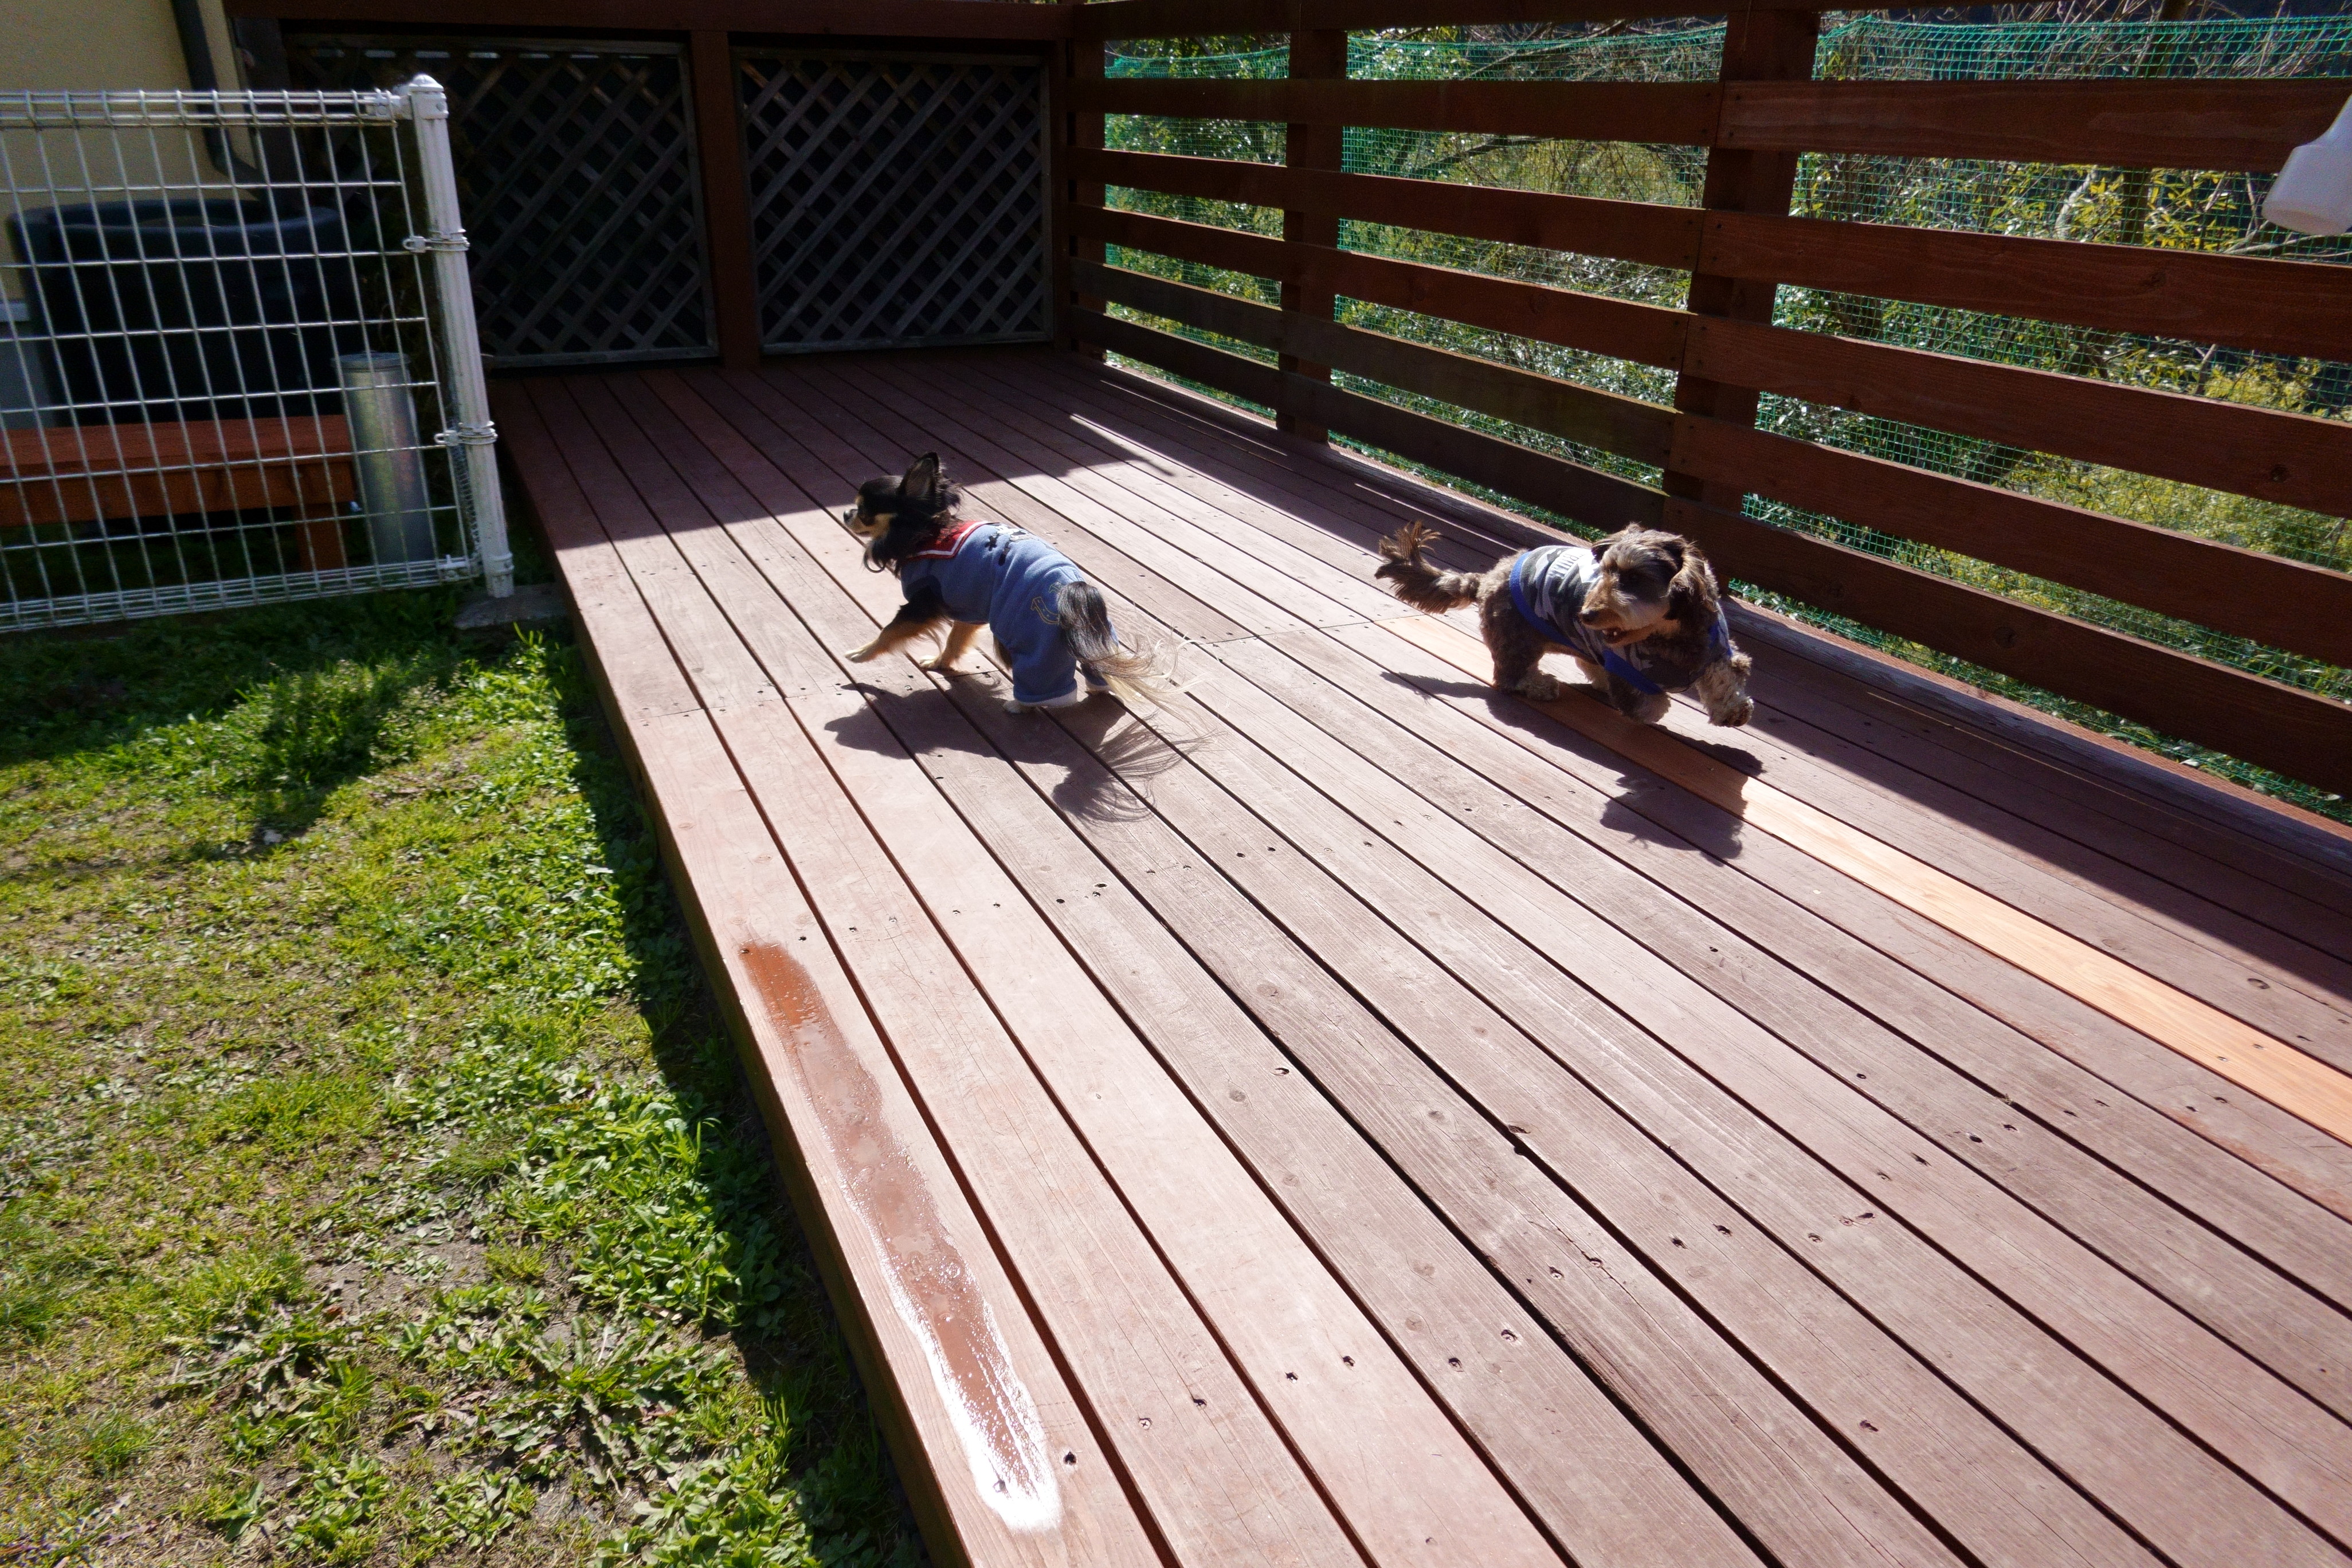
[{"x1": 742, "y1": 939, "x2": 1060, "y2": 1534}]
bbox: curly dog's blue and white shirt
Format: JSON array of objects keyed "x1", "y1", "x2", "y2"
[
  {"x1": 897, "y1": 520, "x2": 1109, "y2": 706},
  {"x1": 1508, "y1": 544, "x2": 1730, "y2": 696}
]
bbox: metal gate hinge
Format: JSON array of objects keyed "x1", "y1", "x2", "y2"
[
  {"x1": 437, "y1": 421, "x2": 498, "y2": 448},
  {"x1": 404, "y1": 229, "x2": 469, "y2": 253}
]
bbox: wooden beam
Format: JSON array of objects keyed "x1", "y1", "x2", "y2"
[
  {"x1": 1071, "y1": 307, "x2": 1663, "y2": 528},
  {"x1": 1688, "y1": 314, "x2": 2352, "y2": 519},
  {"x1": 1670, "y1": 414, "x2": 2352, "y2": 671},
  {"x1": 1079, "y1": 147, "x2": 2352, "y2": 363},
  {"x1": 1069, "y1": 77, "x2": 1721, "y2": 145},
  {"x1": 689, "y1": 32, "x2": 760, "y2": 371},
  {"x1": 1052, "y1": 7, "x2": 1107, "y2": 357},
  {"x1": 1279, "y1": 28, "x2": 1346, "y2": 442},
  {"x1": 1666, "y1": 6, "x2": 1817, "y2": 513},
  {"x1": 1065, "y1": 204, "x2": 1690, "y2": 365},
  {"x1": 1077, "y1": 146, "x2": 1703, "y2": 269},
  {"x1": 1698, "y1": 209, "x2": 2352, "y2": 365},
  {"x1": 1077, "y1": 258, "x2": 1675, "y2": 464},
  {"x1": 228, "y1": 0, "x2": 1074, "y2": 36},
  {"x1": 1719, "y1": 77, "x2": 2349, "y2": 173},
  {"x1": 3, "y1": 416, "x2": 353, "y2": 528}
]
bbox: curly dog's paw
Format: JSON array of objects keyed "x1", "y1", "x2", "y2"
[
  {"x1": 1514, "y1": 669, "x2": 1563, "y2": 703},
  {"x1": 1708, "y1": 693, "x2": 1755, "y2": 728}
]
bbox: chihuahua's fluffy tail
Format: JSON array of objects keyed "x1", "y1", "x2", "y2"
[
  {"x1": 1055, "y1": 581, "x2": 1191, "y2": 710},
  {"x1": 1375, "y1": 522, "x2": 1483, "y2": 613}
]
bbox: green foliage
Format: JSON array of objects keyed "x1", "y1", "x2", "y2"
[
  {"x1": 1101, "y1": 15, "x2": 2352, "y2": 816},
  {"x1": 0, "y1": 598, "x2": 907, "y2": 1563}
]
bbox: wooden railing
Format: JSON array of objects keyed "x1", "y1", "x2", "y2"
[{"x1": 1052, "y1": 0, "x2": 2352, "y2": 797}]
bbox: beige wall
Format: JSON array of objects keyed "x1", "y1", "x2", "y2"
[
  {"x1": 2, "y1": 0, "x2": 238, "y2": 94},
  {"x1": 2, "y1": 0, "x2": 242, "y2": 301}
]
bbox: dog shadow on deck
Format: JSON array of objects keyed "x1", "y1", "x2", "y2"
[{"x1": 1375, "y1": 669, "x2": 1753, "y2": 864}]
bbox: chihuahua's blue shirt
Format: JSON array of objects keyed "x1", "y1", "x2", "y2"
[
  {"x1": 1507, "y1": 544, "x2": 1729, "y2": 697},
  {"x1": 899, "y1": 520, "x2": 1104, "y2": 705}
]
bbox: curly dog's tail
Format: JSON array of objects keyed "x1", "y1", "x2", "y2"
[
  {"x1": 1054, "y1": 581, "x2": 1193, "y2": 710},
  {"x1": 1375, "y1": 521, "x2": 1483, "y2": 613}
]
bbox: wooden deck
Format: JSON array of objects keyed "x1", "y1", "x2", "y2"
[{"x1": 494, "y1": 348, "x2": 2352, "y2": 1568}]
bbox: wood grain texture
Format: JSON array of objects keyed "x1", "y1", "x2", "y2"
[
  {"x1": 498, "y1": 387, "x2": 1157, "y2": 1568},
  {"x1": 1077, "y1": 258, "x2": 1677, "y2": 462},
  {"x1": 1686, "y1": 314, "x2": 2352, "y2": 519},
  {"x1": 1382, "y1": 610, "x2": 2352, "y2": 1148},
  {"x1": 1669, "y1": 414, "x2": 2352, "y2": 669},
  {"x1": 689, "y1": 32, "x2": 761, "y2": 372},
  {"x1": 1699, "y1": 209, "x2": 2352, "y2": 364},
  {"x1": 2, "y1": 415, "x2": 351, "y2": 527},
  {"x1": 1068, "y1": 76, "x2": 1720, "y2": 144},
  {"x1": 1718, "y1": 77, "x2": 2350, "y2": 171}
]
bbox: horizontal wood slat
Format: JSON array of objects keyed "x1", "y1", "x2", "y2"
[
  {"x1": 3, "y1": 415, "x2": 353, "y2": 528},
  {"x1": 1077, "y1": 258, "x2": 1676, "y2": 464},
  {"x1": 1069, "y1": 309, "x2": 2352, "y2": 793},
  {"x1": 1670, "y1": 415, "x2": 2352, "y2": 670},
  {"x1": 1071, "y1": 308, "x2": 1664, "y2": 528},
  {"x1": 1068, "y1": 205, "x2": 1690, "y2": 365},
  {"x1": 1700, "y1": 210, "x2": 2352, "y2": 364},
  {"x1": 1688, "y1": 316, "x2": 2352, "y2": 518},
  {"x1": 1658, "y1": 496, "x2": 2352, "y2": 798},
  {"x1": 1081, "y1": 149, "x2": 2352, "y2": 362},
  {"x1": 1070, "y1": 77, "x2": 1722, "y2": 145},
  {"x1": 1073, "y1": 0, "x2": 1831, "y2": 40},
  {"x1": 1079, "y1": 147, "x2": 1704, "y2": 268},
  {"x1": 1719, "y1": 79, "x2": 2349, "y2": 172}
]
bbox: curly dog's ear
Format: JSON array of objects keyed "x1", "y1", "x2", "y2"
[{"x1": 1667, "y1": 538, "x2": 1722, "y2": 628}]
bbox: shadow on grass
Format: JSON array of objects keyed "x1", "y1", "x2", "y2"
[{"x1": 542, "y1": 641, "x2": 925, "y2": 1567}]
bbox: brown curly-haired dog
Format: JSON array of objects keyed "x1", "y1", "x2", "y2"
[{"x1": 1376, "y1": 521, "x2": 1754, "y2": 727}]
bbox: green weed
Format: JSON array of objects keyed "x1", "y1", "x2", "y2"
[{"x1": 0, "y1": 596, "x2": 906, "y2": 1565}]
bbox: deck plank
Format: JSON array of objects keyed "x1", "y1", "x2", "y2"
[
  {"x1": 503, "y1": 354, "x2": 2352, "y2": 1568},
  {"x1": 589, "y1": 370, "x2": 1574, "y2": 1568},
  {"x1": 538, "y1": 374, "x2": 1394, "y2": 1566},
  {"x1": 1258, "y1": 622, "x2": 2352, "y2": 1317},
  {"x1": 498, "y1": 387, "x2": 1163, "y2": 1568}
]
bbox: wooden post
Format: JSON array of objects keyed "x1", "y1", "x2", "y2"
[
  {"x1": 1664, "y1": 9, "x2": 1820, "y2": 511},
  {"x1": 1055, "y1": 9, "x2": 1107, "y2": 358},
  {"x1": 1278, "y1": 28, "x2": 1347, "y2": 441},
  {"x1": 690, "y1": 30, "x2": 761, "y2": 371}
]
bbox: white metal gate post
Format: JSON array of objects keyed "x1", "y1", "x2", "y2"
[{"x1": 400, "y1": 75, "x2": 512, "y2": 597}]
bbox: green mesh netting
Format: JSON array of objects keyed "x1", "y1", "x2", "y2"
[{"x1": 1103, "y1": 19, "x2": 2352, "y2": 815}]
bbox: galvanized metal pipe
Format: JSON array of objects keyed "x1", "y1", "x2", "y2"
[
  {"x1": 339, "y1": 351, "x2": 436, "y2": 565},
  {"x1": 401, "y1": 75, "x2": 512, "y2": 597}
]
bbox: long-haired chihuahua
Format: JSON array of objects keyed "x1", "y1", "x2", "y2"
[{"x1": 841, "y1": 453, "x2": 1185, "y2": 714}]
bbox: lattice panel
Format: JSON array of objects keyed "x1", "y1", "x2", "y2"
[
  {"x1": 285, "y1": 38, "x2": 714, "y2": 366},
  {"x1": 738, "y1": 55, "x2": 1048, "y2": 351}
]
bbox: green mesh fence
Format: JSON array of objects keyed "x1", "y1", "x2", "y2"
[{"x1": 1103, "y1": 19, "x2": 2352, "y2": 816}]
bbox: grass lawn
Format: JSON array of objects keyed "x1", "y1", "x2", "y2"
[{"x1": 0, "y1": 585, "x2": 920, "y2": 1566}]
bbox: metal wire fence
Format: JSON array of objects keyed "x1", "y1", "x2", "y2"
[{"x1": 1, "y1": 79, "x2": 509, "y2": 632}]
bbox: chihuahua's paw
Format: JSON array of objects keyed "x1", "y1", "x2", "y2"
[
  {"x1": 920, "y1": 655, "x2": 962, "y2": 673},
  {"x1": 842, "y1": 644, "x2": 880, "y2": 664},
  {"x1": 1004, "y1": 689, "x2": 1089, "y2": 715}
]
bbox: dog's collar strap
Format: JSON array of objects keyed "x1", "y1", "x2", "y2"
[{"x1": 907, "y1": 519, "x2": 985, "y2": 560}]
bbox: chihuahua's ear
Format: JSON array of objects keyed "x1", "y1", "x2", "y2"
[
  {"x1": 1667, "y1": 539, "x2": 1720, "y2": 626},
  {"x1": 901, "y1": 453, "x2": 942, "y2": 505}
]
